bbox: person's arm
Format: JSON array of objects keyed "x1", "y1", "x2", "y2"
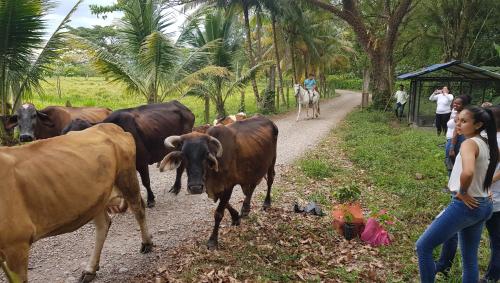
[
  {"x1": 456, "y1": 139, "x2": 480, "y2": 208},
  {"x1": 429, "y1": 91, "x2": 438, "y2": 101},
  {"x1": 446, "y1": 94, "x2": 454, "y2": 102},
  {"x1": 492, "y1": 170, "x2": 500, "y2": 183},
  {"x1": 449, "y1": 116, "x2": 459, "y2": 158}
]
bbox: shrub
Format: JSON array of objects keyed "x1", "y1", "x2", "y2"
[{"x1": 332, "y1": 182, "x2": 361, "y2": 203}]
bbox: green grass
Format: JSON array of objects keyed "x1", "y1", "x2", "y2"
[
  {"x1": 30, "y1": 76, "x2": 309, "y2": 125},
  {"x1": 298, "y1": 159, "x2": 334, "y2": 179}
]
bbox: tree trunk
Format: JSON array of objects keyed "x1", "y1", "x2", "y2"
[
  {"x1": 255, "y1": 10, "x2": 263, "y2": 62},
  {"x1": 204, "y1": 94, "x2": 210, "y2": 124},
  {"x1": 303, "y1": 0, "x2": 412, "y2": 110},
  {"x1": 370, "y1": 50, "x2": 392, "y2": 109},
  {"x1": 303, "y1": 52, "x2": 308, "y2": 79},
  {"x1": 56, "y1": 75, "x2": 62, "y2": 99},
  {"x1": 243, "y1": 5, "x2": 260, "y2": 104},
  {"x1": 271, "y1": 16, "x2": 285, "y2": 107},
  {"x1": 262, "y1": 65, "x2": 276, "y2": 113},
  {"x1": 239, "y1": 89, "x2": 245, "y2": 113},
  {"x1": 291, "y1": 42, "x2": 298, "y2": 84},
  {"x1": 215, "y1": 81, "x2": 226, "y2": 118}
]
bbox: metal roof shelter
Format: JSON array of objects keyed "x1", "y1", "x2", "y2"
[{"x1": 397, "y1": 60, "x2": 500, "y2": 126}]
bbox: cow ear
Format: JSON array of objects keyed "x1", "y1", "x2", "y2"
[
  {"x1": 3, "y1": 115, "x2": 18, "y2": 130},
  {"x1": 159, "y1": 151, "x2": 183, "y2": 172},
  {"x1": 37, "y1": 111, "x2": 55, "y2": 127}
]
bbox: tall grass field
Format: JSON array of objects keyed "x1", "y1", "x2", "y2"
[{"x1": 30, "y1": 77, "x2": 301, "y2": 125}]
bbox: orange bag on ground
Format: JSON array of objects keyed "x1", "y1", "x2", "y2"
[{"x1": 332, "y1": 203, "x2": 365, "y2": 236}]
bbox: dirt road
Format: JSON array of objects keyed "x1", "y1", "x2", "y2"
[{"x1": 1, "y1": 90, "x2": 360, "y2": 283}]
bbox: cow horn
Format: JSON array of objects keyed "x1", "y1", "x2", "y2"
[
  {"x1": 209, "y1": 136, "x2": 223, "y2": 157},
  {"x1": 164, "y1": 135, "x2": 182, "y2": 148},
  {"x1": 207, "y1": 153, "x2": 219, "y2": 172}
]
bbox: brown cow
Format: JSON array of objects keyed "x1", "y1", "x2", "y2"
[
  {"x1": 0, "y1": 123, "x2": 153, "y2": 283},
  {"x1": 62, "y1": 101, "x2": 195, "y2": 208},
  {"x1": 159, "y1": 115, "x2": 278, "y2": 249},
  {"x1": 1, "y1": 103, "x2": 111, "y2": 142}
]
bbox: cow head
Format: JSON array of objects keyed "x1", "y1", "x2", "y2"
[
  {"x1": 61, "y1": 118, "x2": 94, "y2": 135},
  {"x1": 159, "y1": 133, "x2": 223, "y2": 194},
  {"x1": 6, "y1": 104, "x2": 55, "y2": 142}
]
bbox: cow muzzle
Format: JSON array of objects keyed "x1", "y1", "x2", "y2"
[
  {"x1": 19, "y1": 134, "x2": 34, "y2": 142},
  {"x1": 187, "y1": 184, "x2": 204, "y2": 194}
]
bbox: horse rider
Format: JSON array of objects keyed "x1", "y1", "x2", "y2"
[{"x1": 304, "y1": 74, "x2": 318, "y2": 105}]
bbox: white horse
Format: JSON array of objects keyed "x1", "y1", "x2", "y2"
[{"x1": 294, "y1": 84, "x2": 320, "y2": 121}]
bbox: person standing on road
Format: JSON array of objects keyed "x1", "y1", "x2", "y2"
[{"x1": 429, "y1": 86, "x2": 454, "y2": 136}]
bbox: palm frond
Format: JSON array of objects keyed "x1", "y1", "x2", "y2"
[
  {"x1": 139, "y1": 31, "x2": 178, "y2": 90},
  {"x1": 224, "y1": 60, "x2": 273, "y2": 98},
  {"x1": 161, "y1": 65, "x2": 230, "y2": 100}
]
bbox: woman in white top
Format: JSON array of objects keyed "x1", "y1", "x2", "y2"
[
  {"x1": 417, "y1": 105, "x2": 497, "y2": 282},
  {"x1": 429, "y1": 86, "x2": 454, "y2": 136}
]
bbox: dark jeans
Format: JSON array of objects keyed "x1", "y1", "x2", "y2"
[
  {"x1": 395, "y1": 102, "x2": 406, "y2": 119},
  {"x1": 435, "y1": 113, "x2": 451, "y2": 135},
  {"x1": 416, "y1": 197, "x2": 492, "y2": 283},
  {"x1": 484, "y1": 211, "x2": 500, "y2": 281}
]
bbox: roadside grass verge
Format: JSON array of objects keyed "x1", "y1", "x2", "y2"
[{"x1": 131, "y1": 109, "x2": 494, "y2": 282}]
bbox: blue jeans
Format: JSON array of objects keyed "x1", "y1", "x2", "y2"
[
  {"x1": 416, "y1": 197, "x2": 493, "y2": 283},
  {"x1": 395, "y1": 102, "x2": 405, "y2": 119},
  {"x1": 484, "y1": 211, "x2": 500, "y2": 281}
]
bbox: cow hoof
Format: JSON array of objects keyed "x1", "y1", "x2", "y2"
[
  {"x1": 207, "y1": 239, "x2": 218, "y2": 250},
  {"x1": 140, "y1": 242, "x2": 153, "y2": 253},
  {"x1": 169, "y1": 185, "x2": 181, "y2": 195},
  {"x1": 78, "y1": 271, "x2": 96, "y2": 283},
  {"x1": 147, "y1": 199, "x2": 156, "y2": 208},
  {"x1": 240, "y1": 211, "x2": 249, "y2": 218},
  {"x1": 231, "y1": 217, "x2": 240, "y2": 226},
  {"x1": 262, "y1": 202, "x2": 271, "y2": 210}
]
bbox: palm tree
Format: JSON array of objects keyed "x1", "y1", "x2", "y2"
[
  {"x1": 184, "y1": 0, "x2": 263, "y2": 106},
  {"x1": 77, "y1": 0, "x2": 177, "y2": 104},
  {"x1": 179, "y1": 6, "x2": 270, "y2": 120},
  {"x1": 0, "y1": 0, "x2": 83, "y2": 144},
  {"x1": 259, "y1": 0, "x2": 286, "y2": 107}
]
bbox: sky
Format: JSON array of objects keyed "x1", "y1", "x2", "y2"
[{"x1": 45, "y1": 0, "x2": 189, "y2": 39}]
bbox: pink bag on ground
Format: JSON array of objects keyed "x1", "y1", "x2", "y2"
[{"x1": 361, "y1": 218, "x2": 391, "y2": 247}]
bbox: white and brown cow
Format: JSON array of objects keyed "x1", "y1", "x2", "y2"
[
  {"x1": 212, "y1": 112, "x2": 247, "y2": 126},
  {"x1": 0, "y1": 123, "x2": 152, "y2": 283}
]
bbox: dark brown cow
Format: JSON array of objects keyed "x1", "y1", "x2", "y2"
[
  {"x1": 62, "y1": 101, "x2": 195, "y2": 208},
  {"x1": 0, "y1": 123, "x2": 152, "y2": 283},
  {"x1": 1, "y1": 103, "x2": 111, "y2": 142},
  {"x1": 159, "y1": 115, "x2": 278, "y2": 249}
]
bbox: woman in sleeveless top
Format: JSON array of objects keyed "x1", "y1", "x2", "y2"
[{"x1": 416, "y1": 105, "x2": 498, "y2": 282}]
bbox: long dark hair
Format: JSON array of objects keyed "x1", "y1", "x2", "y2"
[{"x1": 465, "y1": 105, "x2": 499, "y2": 190}]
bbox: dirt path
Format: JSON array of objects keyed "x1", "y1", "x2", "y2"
[{"x1": 1, "y1": 90, "x2": 360, "y2": 283}]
